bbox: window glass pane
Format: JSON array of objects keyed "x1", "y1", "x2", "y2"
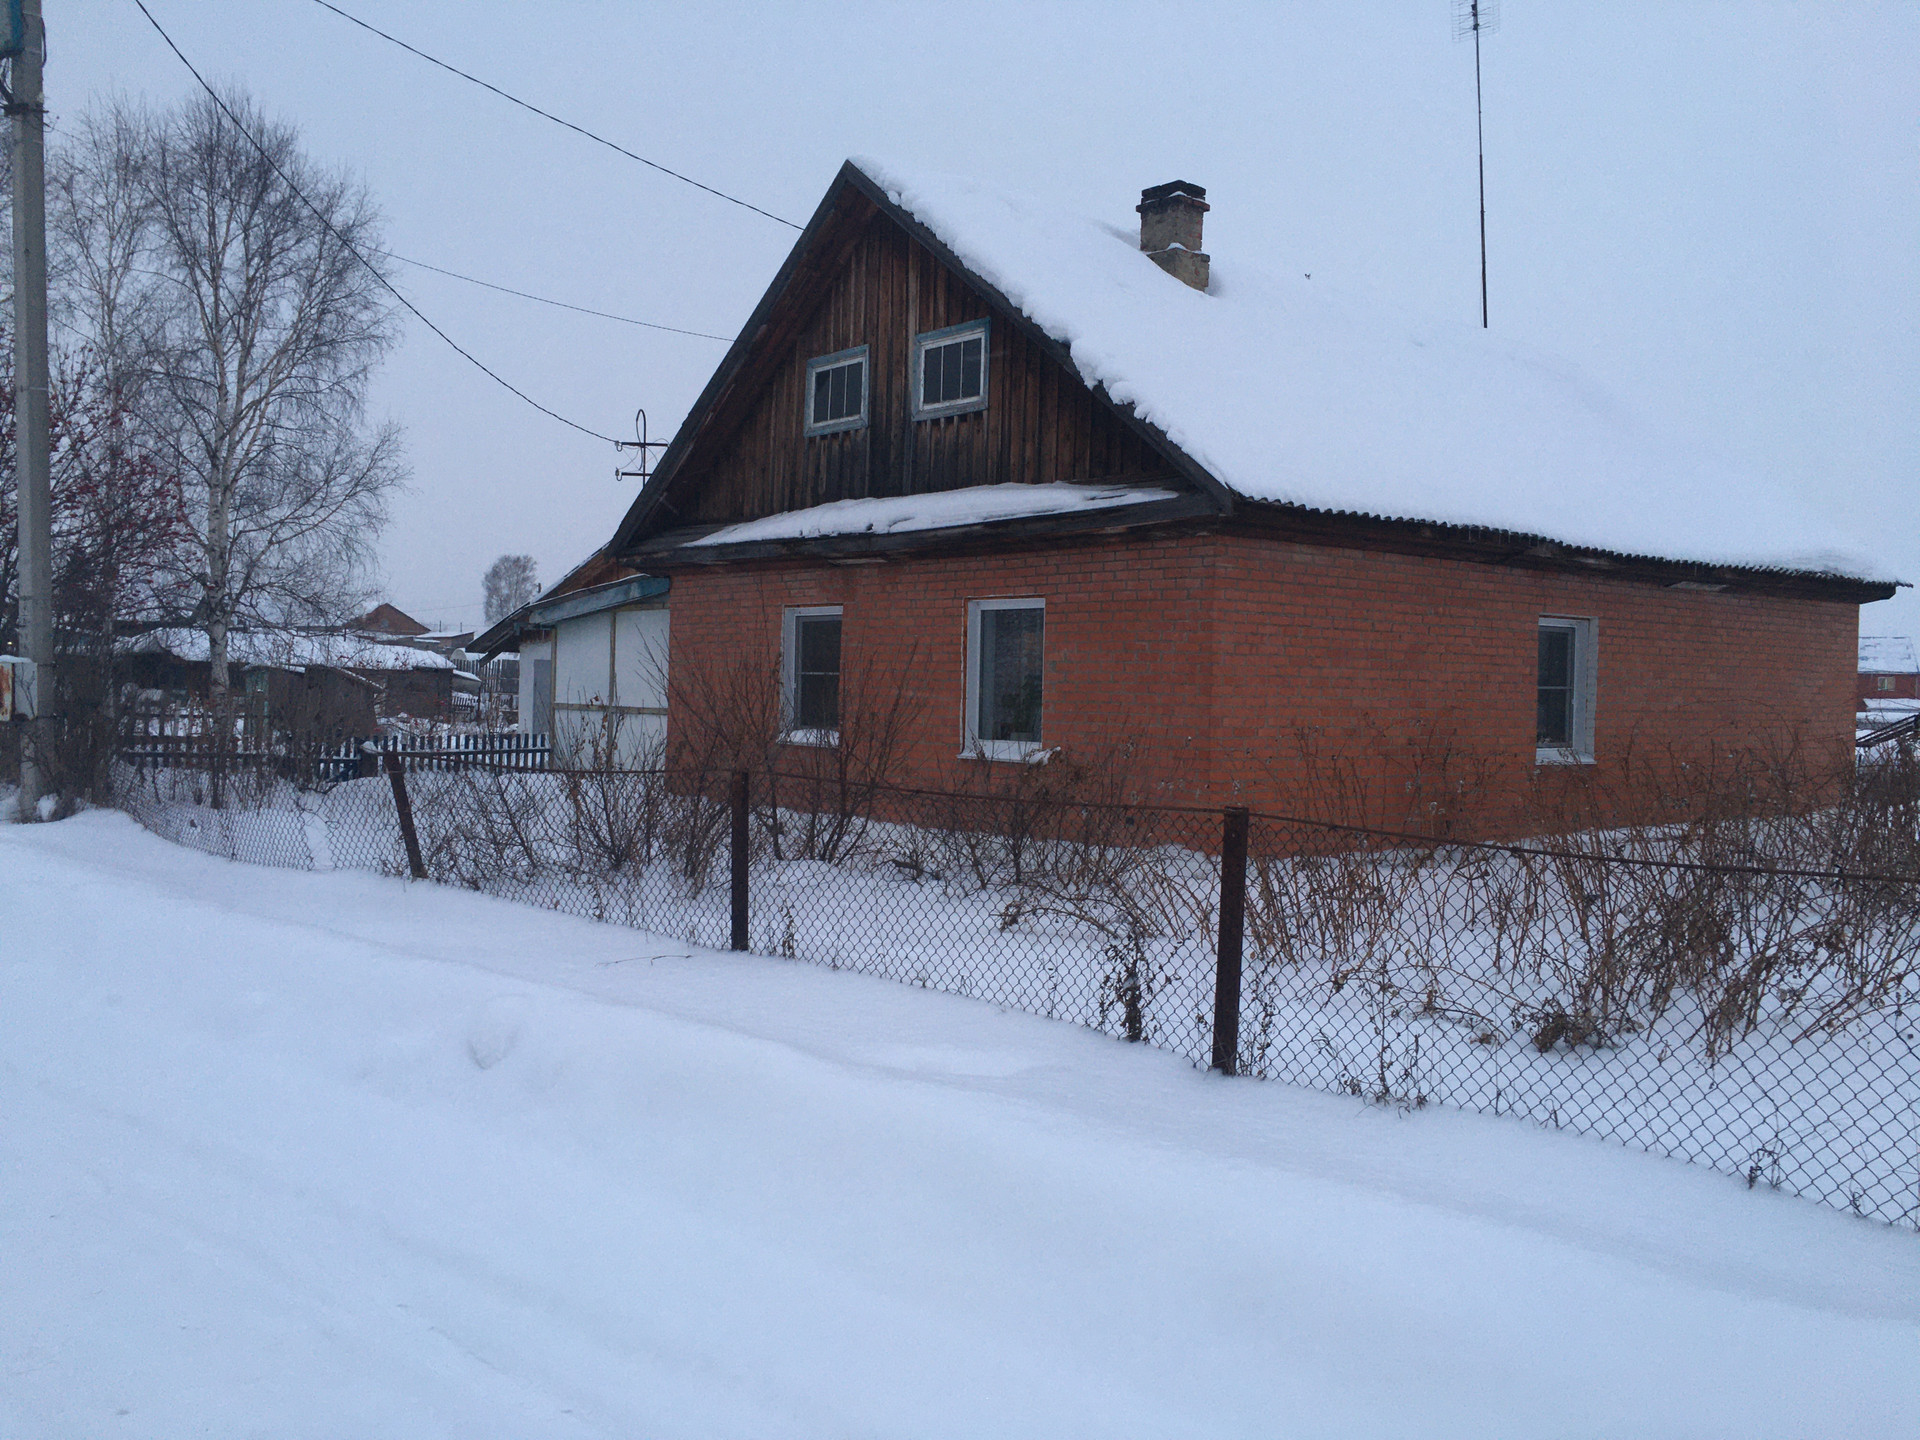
[
  {"x1": 977, "y1": 606, "x2": 1044, "y2": 744},
  {"x1": 959, "y1": 337, "x2": 982, "y2": 398},
  {"x1": 1537, "y1": 627, "x2": 1574, "y2": 746},
  {"x1": 922, "y1": 345, "x2": 942, "y2": 406},
  {"x1": 797, "y1": 671, "x2": 839, "y2": 731},
  {"x1": 1538, "y1": 627, "x2": 1572, "y2": 688},
  {"x1": 811, "y1": 359, "x2": 865, "y2": 426},
  {"x1": 794, "y1": 616, "x2": 841, "y2": 731},
  {"x1": 798, "y1": 615, "x2": 840, "y2": 674},
  {"x1": 1537, "y1": 687, "x2": 1571, "y2": 748},
  {"x1": 918, "y1": 333, "x2": 985, "y2": 409}
]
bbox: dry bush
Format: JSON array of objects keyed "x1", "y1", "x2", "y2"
[
  {"x1": 760, "y1": 644, "x2": 925, "y2": 864},
  {"x1": 1272, "y1": 717, "x2": 1502, "y2": 838},
  {"x1": 1241, "y1": 733, "x2": 1920, "y2": 1060},
  {"x1": 898, "y1": 739, "x2": 1216, "y2": 951},
  {"x1": 402, "y1": 718, "x2": 732, "y2": 903}
]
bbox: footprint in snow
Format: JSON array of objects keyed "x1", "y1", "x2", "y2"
[{"x1": 467, "y1": 996, "x2": 531, "y2": 1070}]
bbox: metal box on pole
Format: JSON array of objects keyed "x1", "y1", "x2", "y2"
[{"x1": 0, "y1": 655, "x2": 37, "y2": 721}]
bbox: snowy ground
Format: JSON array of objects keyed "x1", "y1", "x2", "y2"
[{"x1": 4, "y1": 811, "x2": 1917, "y2": 1438}]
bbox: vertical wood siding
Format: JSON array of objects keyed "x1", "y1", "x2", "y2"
[{"x1": 670, "y1": 206, "x2": 1168, "y2": 525}]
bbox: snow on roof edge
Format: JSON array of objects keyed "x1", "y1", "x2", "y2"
[
  {"x1": 688, "y1": 483, "x2": 1181, "y2": 548},
  {"x1": 848, "y1": 157, "x2": 1894, "y2": 587}
]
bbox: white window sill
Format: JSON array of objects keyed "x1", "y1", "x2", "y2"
[
  {"x1": 914, "y1": 396, "x2": 988, "y2": 421},
  {"x1": 781, "y1": 728, "x2": 840, "y2": 748},
  {"x1": 962, "y1": 741, "x2": 1052, "y2": 764},
  {"x1": 1535, "y1": 746, "x2": 1595, "y2": 766},
  {"x1": 803, "y1": 418, "x2": 866, "y2": 438}
]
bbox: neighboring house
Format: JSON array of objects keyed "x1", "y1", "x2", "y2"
[
  {"x1": 345, "y1": 604, "x2": 484, "y2": 717},
  {"x1": 572, "y1": 160, "x2": 1886, "y2": 828},
  {"x1": 348, "y1": 603, "x2": 431, "y2": 638},
  {"x1": 123, "y1": 628, "x2": 466, "y2": 732},
  {"x1": 1858, "y1": 635, "x2": 1920, "y2": 704},
  {"x1": 470, "y1": 551, "x2": 670, "y2": 766}
]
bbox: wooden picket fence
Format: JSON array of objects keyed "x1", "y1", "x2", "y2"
[{"x1": 118, "y1": 707, "x2": 550, "y2": 779}]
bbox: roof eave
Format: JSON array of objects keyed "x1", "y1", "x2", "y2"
[
  {"x1": 628, "y1": 493, "x2": 1220, "y2": 568},
  {"x1": 1229, "y1": 498, "x2": 1896, "y2": 602}
]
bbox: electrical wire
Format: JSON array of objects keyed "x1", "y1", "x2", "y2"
[
  {"x1": 131, "y1": 0, "x2": 621, "y2": 445},
  {"x1": 374, "y1": 249, "x2": 733, "y2": 342},
  {"x1": 308, "y1": 0, "x2": 804, "y2": 231}
]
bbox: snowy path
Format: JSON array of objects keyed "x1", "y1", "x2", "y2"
[{"x1": 3, "y1": 812, "x2": 1916, "y2": 1438}]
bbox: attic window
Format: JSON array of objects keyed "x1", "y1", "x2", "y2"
[
  {"x1": 914, "y1": 320, "x2": 989, "y2": 419},
  {"x1": 805, "y1": 346, "x2": 867, "y2": 436}
]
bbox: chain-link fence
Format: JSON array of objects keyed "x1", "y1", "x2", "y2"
[{"x1": 108, "y1": 756, "x2": 1920, "y2": 1229}]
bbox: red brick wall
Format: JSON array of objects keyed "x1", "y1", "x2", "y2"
[
  {"x1": 1859, "y1": 673, "x2": 1920, "y2": 703},
  {"x1": 1205, "y1": 534, "x2": 1857, "y2": 830},
  {"x1": 665, "y1": 532, "x2": 1860, "y2": 833},
  {"x1": 665, "y1": 534, "x2": 1220, "y2": 794}
]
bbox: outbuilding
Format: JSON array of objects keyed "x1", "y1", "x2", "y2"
[{"x1": 470, "y1": 554, "x2": 671, "y2": 767}]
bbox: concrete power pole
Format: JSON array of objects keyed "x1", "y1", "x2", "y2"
[{"x1": 9, "y1": 0, "x2": 52, "y2": 819}]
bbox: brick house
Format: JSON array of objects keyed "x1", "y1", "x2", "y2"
[
  {"x1": 1858, "y1": 636, "x2": 1920, "y2": 705},
  {"x1": 590, "y1": 160, "x2": 1887, "y2": 828},
  {"x1": 348, "y1": 602, "x2": 430, "y2": 638}
]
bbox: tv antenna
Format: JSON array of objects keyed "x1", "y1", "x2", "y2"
[
  {"x1": 1454, "y1": 0, "x2": 1498, "y2": 328},
  {"x1": 614, "y1": 408, "x2": 668, "y2": 483}
]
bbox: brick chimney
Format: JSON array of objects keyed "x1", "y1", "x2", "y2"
[{"x1": 1137, "y1": 180, "x2": 1209, "y2": 291}]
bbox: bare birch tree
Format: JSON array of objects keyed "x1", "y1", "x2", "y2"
[
  {"x1": 0, "y1": 108, "x2": 193, "y2": 791},
  {"x1": 129, "y1": 90, "x2": 406, "y2": 729},
  {"x1": 48, "y1": 105, "x2": 190, "y2": 669},
  {"x1": 482, "y1": 552, "x2": 539, "y2": 622}
]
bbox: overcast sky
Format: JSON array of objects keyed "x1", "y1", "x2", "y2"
[{"x1": 54, "y1": 1, "x2": 1919, "y2": 637}]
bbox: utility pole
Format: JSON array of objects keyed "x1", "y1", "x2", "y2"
[{"x1": 7, "y1": 0, "x2": 52, "y2": 818}]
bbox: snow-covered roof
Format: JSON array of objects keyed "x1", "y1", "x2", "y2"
[
  {"x1": 689, "y1": 483, "x2": 1180, "y2": 548},
  {"x1": 853, "y1": 159, "x2": 1886, "y2": 582},
  {"x1": 1857, "y1": 635, "x2": 1919, "y2": 673},
  {"x1": 125, "y1": 628, "x2": 456, "y2": 672}
]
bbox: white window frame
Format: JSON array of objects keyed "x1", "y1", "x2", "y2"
[
  {"x1": 1536, "y1": 615, "x2": 1598, "y2": 765},
  {"x1": 782, "y1": 605, "x2": 843, "y2": 746},
  {"x1": 912, "y1": 319, "x2": 990, "y2": 420},
  {"x1": 964, "y1": 597, "x2": 1045, "y2": 761},
  {"x1": 804, "y1": 346, "x2": 868, "y2": 437}
]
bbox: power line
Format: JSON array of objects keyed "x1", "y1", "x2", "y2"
[
  {"x1": 130, "y1": 0, "x2": 620, "y2": 445},
  {"x1": 308, "y1": 0, "x2": 805, "y2": 232},
  {"x1": 375, "y1": 249, "x2": 733, "y2": 342}
]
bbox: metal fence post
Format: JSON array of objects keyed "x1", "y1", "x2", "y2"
[
  {"x1": 1211, "y1": 805, "x2": 1250, "y2": 1075},
  {"x1": 381, "y1": 746, "x2": 429, "y2": 881},
  {"x1": 730, "y1": 769, "x2": 750, "y2": 951}
]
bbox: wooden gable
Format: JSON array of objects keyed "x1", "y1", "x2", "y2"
[{"x1": 612, "y1": 167, "x2": 1211, "y2": 549}]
